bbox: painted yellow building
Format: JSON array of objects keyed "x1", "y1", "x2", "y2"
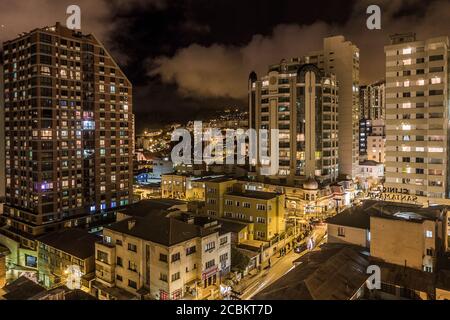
[
  {"x1": 204, "y1": 178, "x2": 237, "y2": 217},
  {"x1": 161, "y1": 174, "x2": 225, "y2": 202},
  {"x1": 222, "y1": 189, "x2": 285, "y2": 242}
]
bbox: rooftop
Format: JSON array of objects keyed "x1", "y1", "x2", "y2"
[
  {"x1": 326, "y1": 200, "x2": 447, "y2": 229},
  {"x1": 359, "y1": 160, "x2": 382, "y2": 166},
  {"x1": 118, "y1": 199, "x2": 185, "y2": 218},
  {"x1": 106, "y1": 215, "x2": 216, "y2": 247},
  {"x1": 253, "y1": 245, "x2": 370, "y2": 300},
  {"x1": 2, "y1": 276, "x2": 46, "y2": 300},
  {"x1": 37, "y1": 228, "x2": 100, "y2": 259}
]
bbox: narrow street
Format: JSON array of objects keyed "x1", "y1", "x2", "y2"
[{"x1": 239, "y1": 225, "x2": 327, "y2": 300}]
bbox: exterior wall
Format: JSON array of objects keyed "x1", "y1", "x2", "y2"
[
  {"x1": 204, "y1": 180, "x2": 236, "y2": 217},
  {"x1": 161, "y1": 175, "x2": 187, "y2": 200},
  {"x1": 2, "y1": 23, "x2": 133, "y2": 237},
  {"x1": 384, "y1": 35, "x2": 449, "y2": 199},
  {"x1": 370, "y1": 216, "x2": 436, "y2": 271},
  {"x1": 223, "y1": 193, "x2": 285, "y2": 241},
  {"x1": 0, "y1": 255, "x2": 6, "y2": 288},
  {"x1": 358, "y1": 164, "x2": 384, "y2": 180},
  {"x1": 321, "y1": 36, "x2": 360, "y2": 177},
  {"x1": 95, "y1": 226, "x2": 231, "y2": 300},
  {"x1": 0, "y1": 64, "x2": 4, "y2": 200},
  {"x1": 37, "y1": 242, "x2": 93, "y2": 289},
  {"x1": 250, "y1": 63, "x2": 339, "y2": 182},
  {"x1": 327, "y1": 223, "x2": 369, "y2": 248}
]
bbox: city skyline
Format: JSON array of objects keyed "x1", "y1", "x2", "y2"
[
  {"x1": 1, "y1": 0, "x2": 450, "y2": 306},
  {"x1": 2, "y1": 0, "x2": 450, "y2": 129}
]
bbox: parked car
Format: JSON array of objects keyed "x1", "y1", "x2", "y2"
[{"x1": 294, "y1": 243, "x2": 307, "y2": 254}]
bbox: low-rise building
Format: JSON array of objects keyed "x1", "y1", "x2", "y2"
[
  {"x1": 370, "y1": 205, "x2": 448, "y2": 273},
  {"x1": 205, "y1": 180, "x2": 285, "y2": 242},
  {"x1": 358, "y1": 160, "x2": 384, "y2": 190},
  {"x1": 326, "y1": 203, "x2": 371, "y2": 248},
  {"x1": 162, "y1": 174, "x2": 223, "y2": 201},
  {"x1": 0, "y1": 246, "x2": 9, "y2": 288},
  {"x1": 204, "y1": 177, "x2": 237, "y2": 217},
  {"x1": 36, "y1": 229, "x2": 99, "y2": 290},
  {"x1": 221, "y1": 188, "x2": 285, "y2": 242},
  {"x1": 93, "y1": 214, "x2": 231, "y2": 300},
  {"x1": 326, "y1": 200, "x2": 449, "y2": 273}
]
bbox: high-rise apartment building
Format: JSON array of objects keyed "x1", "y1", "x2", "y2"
[
  {"x1": 249, "y1": 63, "x2": 339, "y2": 185},
  {"x1": 308, "y1": 36, "x2": 360, "y2": 178},
  {"x1": 366, "y1": 119, "x2": 385, "y2": 164},
  {"x1": 360, "y1": 81, "x2": 386, "y2": 120},
  {"x1": 384, "y1": 33, "x2": 449, "y2": 199},
  {"x1": 1, "y1": 23, "x2": 133, "y2": 248},
  {"x1": 249, "y1": 36, "x2": 359, "y2": 182},
  {"x1": 359, "y1": 81, "x2": 386, "y2": 161},
  {"x1": 0, "y1": 63, "x2": 5, "y2": 200}
]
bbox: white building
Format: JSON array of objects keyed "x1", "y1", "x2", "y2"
[{"x1": 384, "y1": 33, "x2": 450, "y2": 199}]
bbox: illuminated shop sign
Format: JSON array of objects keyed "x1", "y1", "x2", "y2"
[{"x1": 368, "y1": 187, "x2": 418, "y2": 203}]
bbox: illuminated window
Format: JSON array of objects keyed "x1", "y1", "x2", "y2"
[
  {"x1": 426, "y1": 230, "x2": 433, "y2": 238},
  {"x1": 403, "y1": 59, "x2": 412, "y2": 65},
  {"x1": 40, "y1": 66, "x2": 51, "y2": 75},
  {"x1": 431, "y1": 77, "x2": 441, "y2": 84},
  {"x1": 403, "y1": 48, "x2": 412, "y2": 55},
  {"x1": 402, "y1": 124, "x2": 411, "y2": 131}
]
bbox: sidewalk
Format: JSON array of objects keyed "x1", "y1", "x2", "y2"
[
  {"x1": 232, "y1": 242, "x2": 295, "y2": 294},
  {"x1": 232, "y1": 225, "x2": 327, "y2": 296}
]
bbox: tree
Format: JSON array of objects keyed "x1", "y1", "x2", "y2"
[{"x1": 231, "y1": 246, "x2": 250, "y2": 272}]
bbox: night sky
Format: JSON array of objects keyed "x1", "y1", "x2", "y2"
[{"x1": 1, "y1": 0, "x2": 449, "y2": 131}]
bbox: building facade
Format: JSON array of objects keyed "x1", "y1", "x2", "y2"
[
  {"x1": 371, "y1": 209, "x2": 448, "y2": 273},
  {"x1": 249, "y1": 63, "x2": 339, "y2": 185},
  {"x1": 360, "y1": 80, "x2": 386, "y2": 121},
  {"x1": 93, "y1": 216, "x2": 231, "y2": 300},
  {"x1": 205, "y1": 180, "x2": 286, "y2": 242},
  {"x1": 366, "y1": 119, "x2": 386, "y2": 164},
  {"x1": 1, "y1": 23, "x2": 133, "y2": 253},
  {"x1": 311, "y1": 36, "x2": 360, "y2": 178},
  {"x1": 36, "y1": 228, "x2": 98, "y2": 290},
  {"x1": 384, "y1": 34, "x2": 450, "y2": 199},
  {"x1": 249, "y1": 36, "x2": 359, "y2": 181}
]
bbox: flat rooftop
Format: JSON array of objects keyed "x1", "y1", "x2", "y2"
[{"x1": 326, "y1": 200, "x2": 447, "y2": 229}]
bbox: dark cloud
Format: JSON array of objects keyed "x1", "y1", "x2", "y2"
[
  {"x1": 151, "y1": 0, "x2": 450, "y2": 98},
  {"x1": 1, "y1": 0, "x2": 449, "y2": 128}
]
